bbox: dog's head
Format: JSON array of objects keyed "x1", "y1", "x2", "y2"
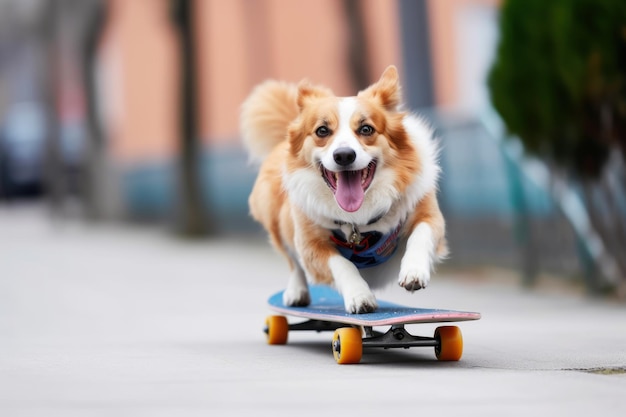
[{"x1": 285, "y1": 66, "x2": 420, "y2": 218}]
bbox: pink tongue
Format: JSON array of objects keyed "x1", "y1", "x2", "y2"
[{"x1": 335, "y1": 170, "x2": 364, "y2": 212}]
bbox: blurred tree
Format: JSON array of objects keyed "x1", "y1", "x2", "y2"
[
  {"x1": 41, "y1": 0, "x2": 104, "y2": 218},
  {"x1": 171, "y1": 0, "x2": 211, "y2": 237},
  {"x1": 40, "y1": 0, "x2": 63, "y2": 210},
  {"x1": 398, "y1": 0, "x2": 434, "y2": 109},
  {"x1": 342, "y1": 0, "x2": 370, "y2": 91},
  {"x1": 79, "y1": 0, "x2": 107, "y2": 220},
  {"x1": 488, "y1": 0, "x2": 626, "y2": 293}
]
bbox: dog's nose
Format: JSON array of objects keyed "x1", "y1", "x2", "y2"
[{"x1": 333, "y1": 147, "x2": 356, "y2": 166}]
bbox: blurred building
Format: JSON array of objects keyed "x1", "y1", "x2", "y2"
[
  {"x1": 1, "y1": 0, "x2": 592, "y2": 287},
  {"x1": 97, "y1": 0, "x2": 405, "y2": 227},
  {"x1": 93, "y1": 0, "x2": 501, "y2": 223}
]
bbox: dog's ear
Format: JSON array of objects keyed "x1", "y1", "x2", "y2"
[
  {"x1": 359, "y1": 65, "x2": 402, "y2": 111},
  {"x1": 296, "y1": 80, "x2": 332, "y2": 111}
]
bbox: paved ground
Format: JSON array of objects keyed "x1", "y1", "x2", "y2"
[{"x1": 1, "y1": 204, "x2": 625, "y2": 416}]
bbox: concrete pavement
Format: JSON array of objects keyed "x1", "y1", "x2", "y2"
[{"x1": 1, "y1": 204, "x2": 625, "y2": 416}]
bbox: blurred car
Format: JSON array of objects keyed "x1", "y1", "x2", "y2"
[{"x1": 0, "y1": 101, "x2": 47, "y2": 198}]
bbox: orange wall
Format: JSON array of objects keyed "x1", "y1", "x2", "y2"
[
  {"x1": 99, "y1": 0, "x2": 179, "y2": 163},
  {"x1": 194, "y1": 0, "x2": 249, "y2": 145}
]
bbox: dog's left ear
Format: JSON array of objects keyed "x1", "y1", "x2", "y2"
[
  {"x1": 296, "y1": 80, "x2": 333, "y2": 112},
  {"x1": 359, "y1": 65, "x2": 401, "y2": 111}
]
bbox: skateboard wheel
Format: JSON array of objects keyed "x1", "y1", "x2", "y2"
[
  {"x1": 265, "y1": 315, "x2": 289, "y2": 345},
  {"x1": 332, "y1": 327, "x2": 362, "y2": 364},
  {"x1": 434, "y1": 326, "x2": 463, "y2": 361}
]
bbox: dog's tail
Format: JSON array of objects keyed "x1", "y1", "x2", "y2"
[{"x1": 240, "y1": 80, "x2": 299, "y2": 163}]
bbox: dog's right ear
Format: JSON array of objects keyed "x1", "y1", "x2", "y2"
[
  {"x1": 359, "y1": 65, "x2": 402, "y2": 111},
  {"x1": 296, "y1": 80, "x2": 331, "y2": 111}
]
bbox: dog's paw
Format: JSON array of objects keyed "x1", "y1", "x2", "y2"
[
  {"x1": 344, "y1": 291, "x2": 378, "y2": 314},
  {"x1": 398, "y1": 261, "x2": 431, "y2": 292},
  {"x1": 282, "y1": 286, "x2": 311, "y2": 307}
]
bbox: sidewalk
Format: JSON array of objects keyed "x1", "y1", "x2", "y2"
[{"x1": 1, "y1": 204, "x2": 625, "y2": 416}]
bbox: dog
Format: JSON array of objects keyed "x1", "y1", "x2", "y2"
[{"x1": 241, "y1": 65, "x2": 447, "y2": 313}]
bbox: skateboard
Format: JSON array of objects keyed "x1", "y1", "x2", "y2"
[{"x1": 264, "y1": 285, "x2": 481, "y2": 364}]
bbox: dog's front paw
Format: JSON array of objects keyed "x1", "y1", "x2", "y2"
[
  {"x1": 398, "y1": 260, "x2": 431, "y2": 292},
  {"x1": 283, "y1": 286, "x2": 311, "y2": 307},
  {"x1": 344, "y1": 291, "x2": 378, "y2": 314}
]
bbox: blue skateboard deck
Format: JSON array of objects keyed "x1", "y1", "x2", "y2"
[
  {"x1": 268, "y1": 285, "x2": 481, "y2": 326},
  {"x1": 265, "y1": 285, "x2": 481, "y2": 364}
]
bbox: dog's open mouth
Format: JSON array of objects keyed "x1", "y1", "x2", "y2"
[{"x1": 321, "y1": 160, "x2": 377, "y2": 212}]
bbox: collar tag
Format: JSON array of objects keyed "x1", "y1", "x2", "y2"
[{"x1": 348, "y1": 225, "x2": 362, "y2": 245}]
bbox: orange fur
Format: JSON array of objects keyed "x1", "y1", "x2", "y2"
[
  {"x1": 405, "y1": 191, "x2": 448, "y2": 259},
  {"x1": 240, "y1": 81, "x2": 299, "y2": 162}
]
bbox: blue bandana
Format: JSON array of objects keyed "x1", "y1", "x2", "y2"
[{"x1": 331, "y1": 223, "x2": 402, "y2": 269}]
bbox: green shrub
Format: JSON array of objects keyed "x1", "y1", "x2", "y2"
[{"x1": 488, "y1": 0, "x2": 626, "y2": 178}]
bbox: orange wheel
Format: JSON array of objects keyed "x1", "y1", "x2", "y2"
[
  {"x1": 332, "y1": 327, "x2": 362, "y2": 364},
  {"x1": 265, "y1": 316, "x2": 289, "y2": 345},
  {"x1": 434, "y1": 326, "x2": 463, "y2": 361}
]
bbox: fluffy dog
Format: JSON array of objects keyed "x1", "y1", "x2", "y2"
[{"x1": 241, "y1": 65, "x2": 447, "y2": 313}]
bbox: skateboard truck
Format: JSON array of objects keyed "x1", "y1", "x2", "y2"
[
  {"x1": 362, "y1": 325, "x2": 439, "y2": 349},
  {"x1": 332, "y1": 325, "x2": 436, "y2": 357}
]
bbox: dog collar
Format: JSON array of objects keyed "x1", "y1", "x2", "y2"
[
  {"x1": 333, "y1": 212, "x2": 386, "y2": 228},
  {"x1": 330, "y1": 221, "x2": 403, "y2": 269}
]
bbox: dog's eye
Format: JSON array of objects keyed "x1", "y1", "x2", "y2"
[
  {"x1": 315, "y1": 126, "x2": 331, "y2": 138},
  {"x1": 358, "y1": 125, "x2": 375, "y2": 136}
]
